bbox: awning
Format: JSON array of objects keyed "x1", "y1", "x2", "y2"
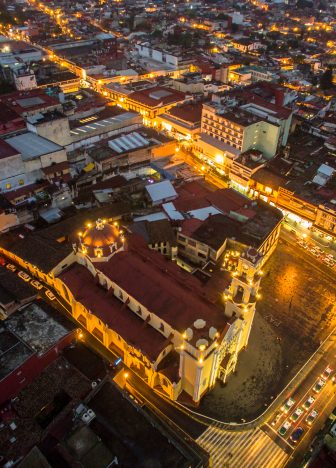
[{"x1": 83, "y1": 162, "x2": 95, "y2": 173}]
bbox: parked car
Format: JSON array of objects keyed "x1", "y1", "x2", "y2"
[
  {"x1": 313, "y1": 379, "x2": 326, "y2": 393},
  {"x1": 321, "y1": 366, "x2": 332, "y2": 381},
  {"x1": 303, "y1": 396, "x2": 315, "y2": 410},
  {"x1": 271, "y1": 412, "x2": 282, "y2": 426},
  {"x1": 279, "y1": 421, "x2": 291, "y2": 437},
  {"x1": 281, "y1": 397, "x2": 295, "y2": 413},
  {"x1": 31, "y1": 280, "x2": 43, "y2": 290},
  {"x1": 45, "y1": 290, "x2": 56, "y2": 301},
  {"x1": 311, "y1": 250, "x2": 321, "y2": 258},
  {"x1": 6, "y1": 263, "x2": 16, "y2": 272},
  {"x1": 291, "y1": 407, "x2": 303, "y2": 422},
  {"x1": 0, "y1": 256, "x2": 5, "y2": 266},
  {"x1": 18, "y1": 271, "x2": 31, "y2": 282},
  {"x1": 306, "y1": 410, "x2": 318, "y2": 426},
  {"x1": 290, "y1": 427, "x2": 304, "y2": 443}
]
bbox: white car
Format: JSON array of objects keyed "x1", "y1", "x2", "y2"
[
  {"x1": 303, "y1": 396, "x2": 315, "y2": 410},
  {"x1": 279, "y1": 421, "x2": 291, "y2": 437},
  {"x1": 18, "y1": 271, "x2": 31, "y2": 282},
  {"x1": 31, "y1": 280, "x2": 43, "y2": 290},
  {"x1": 45, "y1": 290, "x2": 56, "y2": 301},
  {"x1": 291, "y1": 407, "x2": 304, "y2": 422},
  {"x1": 313, "y1": 379, "x2": 326, "y2": 393},
  {"x1": 306, "y1": 409, "x2": 318, "y2": 426},
  {"x1": 281, "y1": 397, "x2": 295, "y2": 414},
  {"x1": 321, "y1": 366, "x2": 332, "y2": 381}
]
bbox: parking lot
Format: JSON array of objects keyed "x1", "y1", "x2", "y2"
[{"x1": 269, "y1": 367, "x2": 335, "y2": 447}]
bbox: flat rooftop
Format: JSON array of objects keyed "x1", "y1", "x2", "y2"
[
  {"x1": 5, "y1": 132, "x2": 63, "y2": 160},
  {"x1": 70, "y1": 111, "x2": 139, "y2": 137},
  {"x1": 5, "y1": 301, "x2": 75, "y2": 355},
  {"x1": 0, "y1": 328, "x2": 34, "y2": 381},
  {"x1": 88, "y1": 127, "x2": 172, "y2": 162}
]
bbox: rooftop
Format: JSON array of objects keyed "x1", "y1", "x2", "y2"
[
  {"x1": 92, "y1": 235, "x2": 229, "y2": 340},
  {"x1": 6, "y1": 301, "x2": 75, "y2": 355},
  {"x1": 5, "y1": 133, "x2": 63, "y2": 160},
  {"x1": 166, "y1": 102, "x2": 203, "y2": 124},
  {"x1": 0, "y1": 89, "x2": 60, "y2": 116},
  {"x1": 145, "y1": 180, "x2": 177, "y2": 203},
  {"x1": 70, "y1": 110, "x2": 139, "y2": 137},
  {"x1": 0, "y1": 265, "x2": 36, "y2": 304},
  {"x1": 0, "y1": 328, "x2": 34, "y2": 381},
  {"x1": 131, "y1": 218, "x2": 177, "y2": 246},
  {"x1": 129, "y1": 86, "x2": 186, "y2": 109},
  {"x1": 0, "y1": 230, "x2": 73, "y2": 273},
  {"x1": 0, "y1": 139, "x2": 19, "y2": 160},
  {"x1": 59, "y1": 262, "x2": 169, "y2": 362}
]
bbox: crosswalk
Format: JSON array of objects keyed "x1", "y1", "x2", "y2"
[{"x1": 196, "y1": 424, "x2": 289, "y2": 468}]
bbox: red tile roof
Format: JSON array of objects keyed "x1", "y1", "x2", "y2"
[
  {"x1": 174, "y1": 181, "x2": 213, "y2": 211},
  {"x1": 0, "y1": 139, "x2": 19, "y2": 160},
  {"x1": 42, "y1": 161, "x2": 69, "y2": 175},
  {"x1": 174, "y1": 196, "x2": 210, "y2": 212},
  {"x1": 60, "y1": 263, "x2": 168, "y2": 362},
  {"x1": 129, "y1": 87, "x2": 185, "y2": 109},
  {"x1": 167, "y1": 103, "x2": 202, "y2": 124},
  {"x1": 176, "y1": 180, "x2": 212, "y2": 198},
  {"x1": 206, "y1": 188, "x2": 251, "y2": 213},
  {"x1": 242, "y1": 91, "x2": 292, "y2": 119},
  {"x1": 180, "y1": 218, "x2": 203, "y2": 237},
  {"x1": 0, "y1": 104, "x2": 25, "y2": 135},
  {"x1": 0, "y1": 89, "x2": 60, "y2": 116},
  {"x1": 4, "y1": 182, "x2": 49, "y2": 203},
  {"x1": 96, "y1": 235, "x2": 228, "y2": 338}
]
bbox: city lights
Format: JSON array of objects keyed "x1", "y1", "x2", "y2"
[{"x1": 0, "y1": 1, "x2": 335, "y2": 465}]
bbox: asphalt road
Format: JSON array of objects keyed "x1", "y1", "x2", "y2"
[{"x1": 263, "y1": 334, "x2": 336, "y2": 461}]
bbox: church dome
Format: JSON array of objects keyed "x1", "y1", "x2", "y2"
[{"x1": 79, "y1": 219, "x2": 124, "y2": 260}]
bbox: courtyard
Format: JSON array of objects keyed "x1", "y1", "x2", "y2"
[{"x1": 198, "y1": 234, "x2": 336, "y2": 422}]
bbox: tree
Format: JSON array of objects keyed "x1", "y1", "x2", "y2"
[{"x1": 320, "y1": 67, "x2": 334, "y2": 90}]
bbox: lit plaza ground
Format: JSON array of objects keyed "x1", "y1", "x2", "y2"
[{"x1": 198, "y1": 235, "x2": 336, "y2": 422}]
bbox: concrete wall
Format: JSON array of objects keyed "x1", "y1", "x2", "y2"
[
  {"x1": 0, "y1": 154, "x2": 25, "y2": 191},
  {"x1": 28, "y1": 117, "x2": 72, "y2": 146}
]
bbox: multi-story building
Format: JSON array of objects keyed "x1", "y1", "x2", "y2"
[
  {"x1": 103, "y1": 82, "x2": 187, "y2": 125},
  {"x1": 315, "y1": 204, "x2": 336, "y2": 237},
  {"x1": 134, "y1": 43, "x2": 194, "y2": 71},
  {"x1": 176, "y1": 189, "x2": 283, "y2": 267},
  {"x1": 158, "y1": 102, "x2": 202, "y2": 140},
  {"x1": 200, "y1": 104, "x2": 281, "y2": 159}
]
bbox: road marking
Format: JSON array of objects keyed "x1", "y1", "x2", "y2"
[
  {"x1": 264, "y1": 423, "x2": 294, "y2": 449},
  {"x1": 197, "y1": 425, "x2": 289, "y2": 468}
]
